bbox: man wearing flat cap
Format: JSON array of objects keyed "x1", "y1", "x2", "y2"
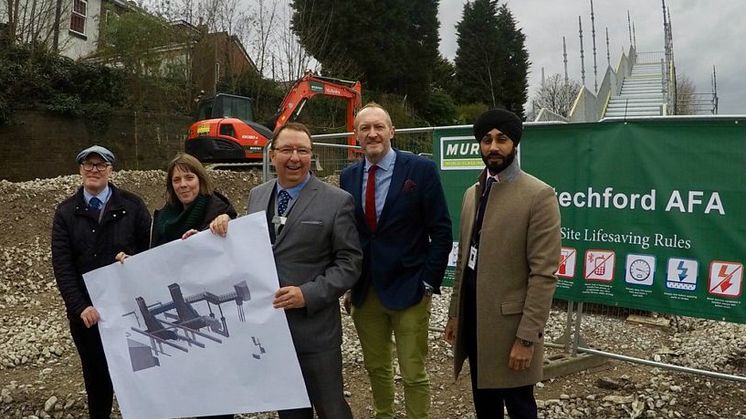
[
  {"x1": 52, "y1": 145, "x2": 151, "y2": 418},
  {"x1": 445, "y1": 109, "x2": 560, "y2": 418}
]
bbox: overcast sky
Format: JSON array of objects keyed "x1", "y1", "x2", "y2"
[{"x1": 438, "y1": 0, "x2": 745, "y2": 115}]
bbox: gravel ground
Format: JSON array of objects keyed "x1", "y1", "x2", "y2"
[{"x1": 0, "y1": 171, "x2": 744, "y2": 418}]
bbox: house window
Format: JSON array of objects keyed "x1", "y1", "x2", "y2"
[{"x1": 70, "y1": 0, "x2": 87, "y2": 35}]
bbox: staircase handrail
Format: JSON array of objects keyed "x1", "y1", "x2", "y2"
[
  {"x1": 534, "y1": 108, "x2": 568, "y2": 122},
  {"x1": 665, "y1": 58, "x2": 676, "y2": 114},
  {"x1": 563, "y1": 45, "x2": 636, "y2": 122}
]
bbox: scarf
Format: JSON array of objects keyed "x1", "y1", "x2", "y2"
[{"x1": 154, "y1": 194, "x2": 210, "y2": 246}]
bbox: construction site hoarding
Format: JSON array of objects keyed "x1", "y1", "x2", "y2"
[{"x1": 434, "y1": 118, "x2": 746, "y2": 324}]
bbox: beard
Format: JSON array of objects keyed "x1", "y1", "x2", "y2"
[{"x1": 481, "y1": 147, "x2": 516, "y2": 175}]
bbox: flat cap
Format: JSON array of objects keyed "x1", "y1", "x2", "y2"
[
  {"x1": 76, "y1": 145, "x2": 115, "y2": 164},
  {"x1": 473, "y1": 109, "x2": 523, "y2": 145}
]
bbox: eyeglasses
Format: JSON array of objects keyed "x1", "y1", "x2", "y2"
[
  {"x1": 81, "y1": 162, "x2": 112, "y2": 172},
  {"x1": 274, "y1": 147, "x2": 312, "y2": 157}
]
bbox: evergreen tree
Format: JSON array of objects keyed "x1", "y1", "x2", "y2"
[
  {"x1": 454, "y1": 0, "x2": 529, "y2": 119},
  {"x1": 423, "y1": 89, "x2": 457, "y2": 126},
  {"x1": 454, "y1": 0, "x2": 501, "y2": 106},
  {"x1": 432, "y1": 53, "x2": 456, "y2": 93},
  {"x1": 495, "y1": 4, "x2": 529, "y2": 118},
  {"x1": 290, "y1": 0, "x2": 440, "y2": 109}
]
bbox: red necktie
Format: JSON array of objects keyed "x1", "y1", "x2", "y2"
[{"x1": 365, "y1": 165, "x2": 378, "y2": 232}]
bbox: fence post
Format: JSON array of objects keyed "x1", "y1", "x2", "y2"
[
  {"x1": 563, "y1": 301, "x2": 574, "y2": 353},
  {"x1": 572, "y1": 301, "x2": 584, "y2": 357}
]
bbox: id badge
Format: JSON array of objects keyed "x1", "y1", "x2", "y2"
[
  {"x1": 467, "y1": 245, "x2": 478, "y2": 270},
  {"x1": 271, "y1": 215, "x2": 287, "y2": 227}
]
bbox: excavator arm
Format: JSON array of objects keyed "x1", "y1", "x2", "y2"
[{"x1": 273, "y1": 71, "x2": 362, "y2": 149}]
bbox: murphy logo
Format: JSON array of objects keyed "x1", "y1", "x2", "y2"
[{"x1": 440, "y1": 136, "x2": 482, "y2": 170}]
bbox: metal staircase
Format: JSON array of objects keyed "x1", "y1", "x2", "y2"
[
  {"x1": 605, "y1": 59, "x2": 665, "y2": 118},
  {"x1": 534, "y1": 1, "x2": 720, "y2": 122}
]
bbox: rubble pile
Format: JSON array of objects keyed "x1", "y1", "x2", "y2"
[{"x1": 0, "y1": 171, "x2": 743, "y2": 418}]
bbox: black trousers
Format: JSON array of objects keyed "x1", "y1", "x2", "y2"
[
  {"x1": 69, "y1": 321, "x2": 113, "y2": 419},
  {"x1": 462, "y1": 269, "x2": 537, "y2": 419}
]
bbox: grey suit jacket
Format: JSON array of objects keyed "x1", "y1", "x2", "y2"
[{"x1": 247, "y1": 176, "x2": 362, "y2": 354}]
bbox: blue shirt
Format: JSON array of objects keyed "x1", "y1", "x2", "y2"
[
  {"x1": 83, "y1": 185, "x2": 111, "y2": 208},
  {"x1": 276, "y1": 173, "x2": 311, "y2": 215},
  {"x1": 362, "y1": 148, "x2": 396, "y2": 219}
]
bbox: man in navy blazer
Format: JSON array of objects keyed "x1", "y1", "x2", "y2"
[{"x1": 340, "y1": 103, "x2": 452, "y2": 418}]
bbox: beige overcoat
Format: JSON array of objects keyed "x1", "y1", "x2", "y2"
[{"x1": 448, "y1": 164, "x2": 560, "y2": 389}]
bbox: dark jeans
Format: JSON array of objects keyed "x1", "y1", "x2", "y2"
[{"x1": 69, "y1": 320, "x2": 113, "y2": 419}]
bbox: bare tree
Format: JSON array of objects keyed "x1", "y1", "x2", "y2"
[
  {"x1": 249, "y1": 0, "x2": 277, "y2": 76},
  {"x1": 153, "y1": 0, "x2": 251, "y2": 37},
  {"x1": 148, "y1": 0, "x2": 326, "y2": 89},
  {"x1": 675, "y1": 76, "x2": 696, "y2": 115},
  {"x1": 199, "y1": 0, "x2": 249, "y2": 35},
  {"x1": 2, "y1": 0, "x2": 21, "y2": 44},
  {"x1": 2, "y1": 0, "x2": 66, "y2": 50},
  {"x1": 531, "y1": 73, "x2": 582, "y2": 117},
  {"x1": 270, "y1": 2, "x2": 319, "y2": 82},
  {"x1": 51, "y1": 0, "x2": 63, "y2": 50}
]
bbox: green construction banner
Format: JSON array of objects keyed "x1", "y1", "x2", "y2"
[{"x1": 434, "y1": 119, "x2": 746, "y2": 324}]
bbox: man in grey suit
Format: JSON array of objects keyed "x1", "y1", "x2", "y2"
[{"x1": 210, "y1": 122, "x2": 362, "y2": 419}]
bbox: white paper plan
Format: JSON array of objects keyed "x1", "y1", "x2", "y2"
[{"x1": 84, "y1": 212, "x2": 310, "y2": 419}]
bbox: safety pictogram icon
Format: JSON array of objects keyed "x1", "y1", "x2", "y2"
[
  {"x1": 625, "y1": 254, "x2": 655, "y2": 286},
  {"x1": 584, "y1": 249, "x2": 615, "y2": 282},
  {"x1": 666, "y1": 258, "x2": 698, "y2": 291},
  {"x1": 708, "y1": 261, "x2": 743, "y2": 298},
  {"x1": 558, "y1": 247, "x2": 576, "y2": 278}
]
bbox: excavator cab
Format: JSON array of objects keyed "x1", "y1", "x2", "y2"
[
  {"x1": 186, "y1": 94, "x2": 274, "y2": 163},
  {"x1": 197, "y1": 93, "x2": 254, "y2": 122}
]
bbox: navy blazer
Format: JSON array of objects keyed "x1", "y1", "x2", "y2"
[{"x1": 340, "y1": 149, "x2": 452, "y2": 310}]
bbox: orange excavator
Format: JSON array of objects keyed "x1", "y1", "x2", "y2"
[{"x1": 185, "y1": 72, "x2": 362, "y2": 165}]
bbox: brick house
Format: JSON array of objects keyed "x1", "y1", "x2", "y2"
[{"x1": 0, "y1": 0, "x2": 256, "y2": 95}]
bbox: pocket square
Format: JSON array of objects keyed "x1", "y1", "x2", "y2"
[{"x1": 402, "y1": 179, "x2": 417, "y2": 192}]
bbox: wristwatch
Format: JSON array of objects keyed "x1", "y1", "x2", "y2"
[{"x1": 519, "y1": 338, "x2": 534, "y2": 347}]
